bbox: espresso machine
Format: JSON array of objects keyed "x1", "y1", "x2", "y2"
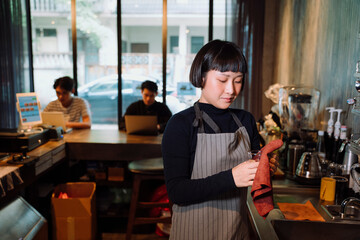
[{"x1": 279, "y1": 86, "x2": 321, "y2": 179}]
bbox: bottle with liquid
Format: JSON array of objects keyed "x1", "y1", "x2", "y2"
[
  {"x1": 316, "y1": 130, "x2": 327, "y2": 176},
  {"x1": 316, "y1": 130, "x2": 326, "y2": 161},
  {"x1": 335, "y1": 125, "x2": 348, "y2": 165}
]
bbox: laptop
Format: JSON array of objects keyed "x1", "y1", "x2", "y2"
[
  {"x1": 124, "y1": 115, "x2": 158, "y2": 135},
  {"x1": 41, "y1": 112, "x2": 73, "y2": 133}
]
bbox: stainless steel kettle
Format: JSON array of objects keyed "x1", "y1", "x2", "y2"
[{"x1": 296, "y1": 152, "x2": 322, "y2": 179}]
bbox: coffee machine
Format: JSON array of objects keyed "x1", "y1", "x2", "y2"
[{"x1": 279, "y1": 86, "x2": 321, "y2": 178}]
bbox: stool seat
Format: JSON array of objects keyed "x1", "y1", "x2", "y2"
[{"x1": 128, "y1": 157, "x2": 164, "y2": 174}]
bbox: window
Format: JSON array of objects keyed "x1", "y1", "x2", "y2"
[
  {"x1": 36, "y1": 28, "x2": 57, "y2": 37},
  {"x1": 31, "y1": 1, "x2": 72, "y2": 110},
  {"x1": 131, "y1": 43, "x2": 149, "y2": 53},
  {"x1": 121, "y1": 1, "x2": 163, "y2": 116},
  {"x1": 122, "y1": 40, "x2": 128, "y2": 53},
  {"x1": 75, "y1": 0, "x2": 118, "y2": 124},
  {"x1": 28, "y1": 0, "x2": 230, "y2": 127},
  {"x1": 191, "y1": 36, "x2": 204, "y2": 54},
  {"x1": 170, "y1": 36, "x2": 179, "y2": 53}
]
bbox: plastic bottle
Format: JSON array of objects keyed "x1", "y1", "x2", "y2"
[
  {"x1": 340, "y1": 125, "x2": 347, "y2": 141},
  {"x1": 333, "y1": 109, "x2": 343, "y2": 140},
  {"x1": 325, "y1": 107, "x2": 335, "y2": 136}
]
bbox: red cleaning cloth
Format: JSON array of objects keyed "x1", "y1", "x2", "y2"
[{"x1": 251, "y1": 139, "x2": 283, "y2": 218}]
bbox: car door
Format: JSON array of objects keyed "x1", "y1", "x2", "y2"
[{"x1": 86, "y1": 80, "x2": 118, "y2": 123}]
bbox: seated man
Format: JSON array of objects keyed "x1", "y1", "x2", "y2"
[
  {"x1": 120, "y1": 80, "x2": 172, "y2": 133},
  {"x1": 44, "y1": 76, "x2": 91, "y2": 129}
]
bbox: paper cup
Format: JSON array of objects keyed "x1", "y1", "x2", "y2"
[{"x1": 320, "y1": 177, "x2": 336, "y2": 201}]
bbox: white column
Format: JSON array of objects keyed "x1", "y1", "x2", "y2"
[
  {"x1": 57, "y1": 26, "x2": 69, "y2": 52},
  {"x1": 178, "y1": 24, "x2": 187, "y2": 55}
]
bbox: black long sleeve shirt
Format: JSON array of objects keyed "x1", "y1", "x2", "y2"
[{"x1": 162, "y1": 102, "x2": 260, "y2": 205}]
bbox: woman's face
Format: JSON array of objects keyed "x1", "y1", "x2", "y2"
[{"x1": 199, "y1": 70, "x2": 243, "y2": 109}]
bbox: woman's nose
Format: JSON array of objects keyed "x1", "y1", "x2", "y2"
[{"x1": 225, "y1": 82, "x2": 235, "y2": 94}]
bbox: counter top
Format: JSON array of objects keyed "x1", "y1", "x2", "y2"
[
  {"x1": 63, "y1": 129, "x2": 162, "y2": 145},
  {"x1": 63, "y1": 129, "x2": 163, "y2": 161},
  {"x1": 248, "y1": 178, "x2": 360, "y2": 240}
]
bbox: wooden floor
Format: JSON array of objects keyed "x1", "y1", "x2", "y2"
[{"x1": 102, "y1": 233, "x2": 169, "y2": 240}]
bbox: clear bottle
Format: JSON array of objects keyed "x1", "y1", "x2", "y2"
[
  {"x1": 316, "y1": 130, "x2": 326, "y2": 161},
  {"x1": 340, "y1": 125, "x2": 347, "y2": 141},
  {"x1": 335, "y1": 125, "x2": 348, "y2": 165},
  {"x1": 317, "y1": 130, "x2": 328, "y2": 176}
]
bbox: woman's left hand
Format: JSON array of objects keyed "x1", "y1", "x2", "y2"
[{"x1": 268, "y1": 152, "x2": 279, "y2": 176}]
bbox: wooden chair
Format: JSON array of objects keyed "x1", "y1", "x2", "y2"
[{"x1": 126, "y1": 158, "x2": 172, "y2": 240}]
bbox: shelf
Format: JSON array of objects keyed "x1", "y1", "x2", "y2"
[{"x1": 95, "y1": 180, "x2": 132, "y2": 188}]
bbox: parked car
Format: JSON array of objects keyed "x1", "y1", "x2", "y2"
[{"x1": 78, "y1": 74, "x2": 185, "y2": 123}]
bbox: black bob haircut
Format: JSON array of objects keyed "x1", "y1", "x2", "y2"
[
  {"x1": 141, "y1": 80, "x2": 158, "y2": 92},
  {"x1": 189, "y1": 40, "x2": 247, "y2": 91},
  {"x1": 53, "y1": 76, "x2": 74, "y2": 91}
]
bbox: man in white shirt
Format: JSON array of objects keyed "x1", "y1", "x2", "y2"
[{"x1": 44, "y1": 76, "x2": 91, "y2": 129}]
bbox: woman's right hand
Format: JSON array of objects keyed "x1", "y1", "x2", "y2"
[{"x1": 232, "y1": 160, "x2": 259, "y2": 187}]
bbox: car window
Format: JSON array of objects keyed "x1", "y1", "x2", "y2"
[
  {"x1": 90, "y1": 82, "x2": 117, "y2": 92},
  {"x1": 122, "y1": 80, "x2": 133, "y2": 90}
]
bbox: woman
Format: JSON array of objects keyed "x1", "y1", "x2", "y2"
[{"x1": 162, "y1": 40, "x2": 277, "y2": 239}]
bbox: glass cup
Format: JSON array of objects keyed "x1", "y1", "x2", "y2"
[{"x1": 248, "y1": 150, "x2": 262, "y2": 162}]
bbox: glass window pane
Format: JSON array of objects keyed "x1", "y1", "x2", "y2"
[
  {"x1": 191, "y1": 36, "x2": 204, "y2": 53},
  {"x1": 31, "y1": 1, "x2": 72, "y2": 110},
  {"x1": 167, "y1": 0, "x2": 209, "y2": 112},
  {"x1": 22, "y1": 0, "x2": 31, "y2": 93},
  {"x1": 213, "y1": 0, "x2": 226, "y2": 40},
  {"x1": 76, "y1": 0, "x2": 118, "y2": 125},
  {"x1": 121, "y1": 0, "x2": 163, "y2": 115}
]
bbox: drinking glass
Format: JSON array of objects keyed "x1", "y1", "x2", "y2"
[{"x1": 248, "y1": 150, "x2": 262, "y2": 162}]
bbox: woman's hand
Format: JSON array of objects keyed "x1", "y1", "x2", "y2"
[
  {"x1": 269, "y1": 152, "x2": 279, "y2": 176},
  {"x1": 232, "y1": 160, "x2": 259, "y2": 187}
]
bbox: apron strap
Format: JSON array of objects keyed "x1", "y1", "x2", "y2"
[
  {"x1": 229, "y1": 110, "x2": 244, "y2": 128},
  {"x1": 192, "y1": 102, "x2": 221, "y2": 133}
]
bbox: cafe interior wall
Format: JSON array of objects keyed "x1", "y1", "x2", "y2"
[{"x1": 262, "y1": 0, "x2": 360, "y2": 138}]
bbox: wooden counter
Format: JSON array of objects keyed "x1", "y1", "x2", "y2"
[{"x1": 63, "y1": 129, "x2": 163, "y2": 161}]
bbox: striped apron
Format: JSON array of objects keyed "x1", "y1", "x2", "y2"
[{"x1": 170, "y1": 102, "x2": 252, "y2": 240}]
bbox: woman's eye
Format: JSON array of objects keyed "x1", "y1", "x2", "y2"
[
  {"x1": 234, "y1": 78, "x2": 243, "y2": 84},
  {"x1": 217, "y1": 78, "x2": 227, "y2": 82}
]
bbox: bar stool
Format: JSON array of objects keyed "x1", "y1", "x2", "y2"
[{"x1": 126, "y1": 157, "x2": 172, "y2": 240}]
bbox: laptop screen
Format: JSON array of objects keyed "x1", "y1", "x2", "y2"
[{"x1": 124, "y1": 115, "x2": 158, "y2": 135}]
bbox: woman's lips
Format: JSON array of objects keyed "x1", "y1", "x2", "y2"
[{"x1": 223, "y1": 97, "x2": 233, "y2": 103}]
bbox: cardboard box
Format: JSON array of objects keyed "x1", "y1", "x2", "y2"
[{"x1": 51, "y1": 182, "x2": 96, "y2": 240}]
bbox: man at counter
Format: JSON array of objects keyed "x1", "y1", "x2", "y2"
[
  {"x1": 120, "y1": 80, "x2": 172, "y2": 133},
  {"x1": 44, "y1": 76, "x2": 91, "y2": 129}
]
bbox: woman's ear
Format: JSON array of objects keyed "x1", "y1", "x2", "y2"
[{"x1": 201, "y1": 76, "x2": 206, "y2": 88}]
